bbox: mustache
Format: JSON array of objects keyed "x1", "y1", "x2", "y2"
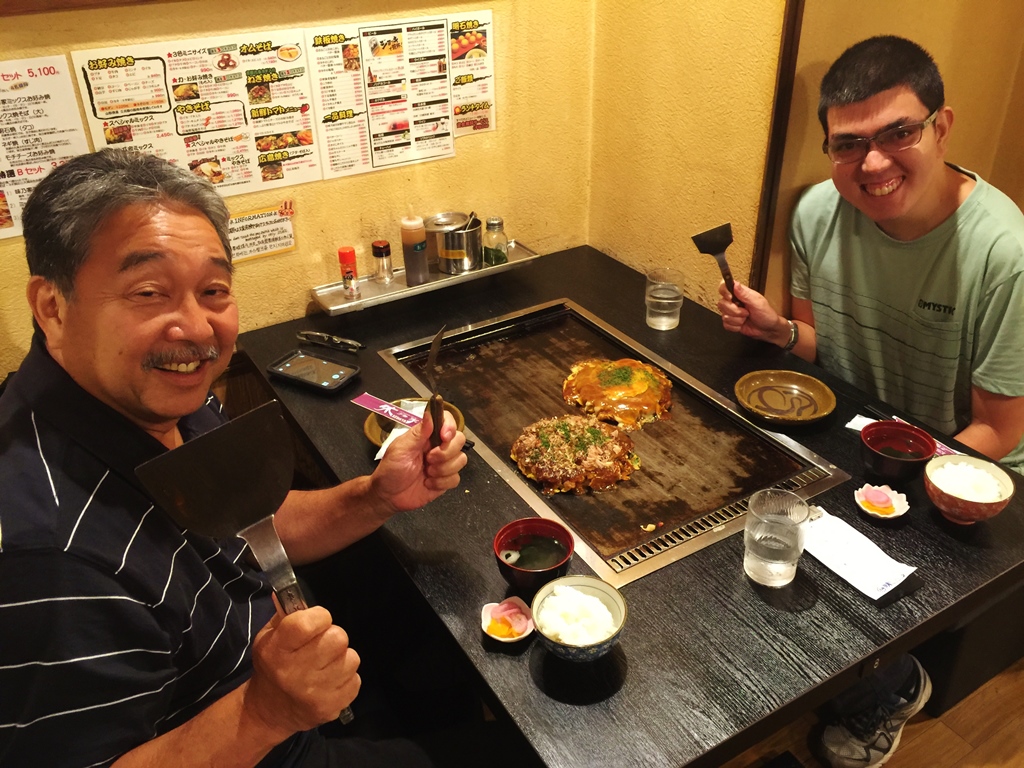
[{"x1": 142, "y1": 343, "x2": 221, "y2": 370}]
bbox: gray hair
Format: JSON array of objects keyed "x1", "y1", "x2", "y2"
[{"x1": 22, "y1": 149, "x2": 233, "y2": 296}]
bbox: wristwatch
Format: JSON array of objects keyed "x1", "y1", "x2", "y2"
[{"x1": 783, "y1": 319, "x2": 799, "y2": 352}]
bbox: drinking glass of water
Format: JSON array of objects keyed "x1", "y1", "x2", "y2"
[
  {"x1": 743, "y1": 488, "x2": 810, "y2": 587},
  {"x1": 645, "y1": 268, "x2": 685, "y2": 330}
]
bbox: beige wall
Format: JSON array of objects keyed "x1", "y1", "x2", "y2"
[
  {"x1": 589, "y1": 1, "x2": 785, "y2": 310},
  {"x1": 762, "y1": 1, "x2": 1024, "y2": 314},
  {"x1": 0, "y1": 0, "x2": 786, "y2": 374}
]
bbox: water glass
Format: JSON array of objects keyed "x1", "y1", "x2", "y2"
[
  {"x1": 743, "y1": 488, "x2": 810, "y2": 587},
  {"x1": 645, "y1": 268, "x2": 685, "y2": 330}
]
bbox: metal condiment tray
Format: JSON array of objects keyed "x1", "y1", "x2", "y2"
[{"x1": 311, "y1": 241, "x2": 540, "y2": 316}]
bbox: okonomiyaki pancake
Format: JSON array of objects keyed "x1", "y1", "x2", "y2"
[
  {"x1": 510, "y1": 415, "x2": 640, "y2": 496},
  {"x1": 563, "y1": 358, "x2": 672, "y2": 430}
]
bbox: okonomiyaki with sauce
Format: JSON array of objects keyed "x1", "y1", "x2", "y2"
[
  {"x1": 510, "y1": 415, "x2": 640, "y2": 495},
  {"x1": 563, "y1": 358, "x2": 672, "y2": 430}
]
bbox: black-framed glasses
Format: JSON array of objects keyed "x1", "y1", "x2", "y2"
[{"x1": 822, "y1": 109, "x2": 940, "y2": 164}]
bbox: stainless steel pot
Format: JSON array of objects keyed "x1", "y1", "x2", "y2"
[{"x1": 426, "y1": 212, "x2": 481, "y2": 274}]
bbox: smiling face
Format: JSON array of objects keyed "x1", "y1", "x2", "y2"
[
  {"x1": 826, "y1": 85, "x2": 954, "y2": 240},
  {"x1": 34, "y1": 201, "x2": 238, "y2": 444}
]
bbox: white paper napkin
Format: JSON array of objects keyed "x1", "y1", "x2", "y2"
[
  {"x1": 803, "y1": 506, "x2": 917, "y2": 601},
  {"x1": 374, "y1": 399, "x2": 426, "y2": 461}
]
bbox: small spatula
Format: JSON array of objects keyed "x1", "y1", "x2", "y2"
[
  {"x1": 135, "y1": 400, "x2": 355, "y2": 724},
  {"x1": 691, "y1": 222, "x2": 744, "y2": 307}
]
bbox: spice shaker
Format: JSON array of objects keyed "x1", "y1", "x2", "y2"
[
  {"x1": 372, "y1": 240, "x2": 393, "y2": 284},
  {"x1": 338, "y1": 246, "x2": 361, "y2": 299},
  {"x1": 482, "y1": 216, "x2": 509, "y2": 266},
  {"x1": 400, "y1": 214, "x2": 429, "y2": 286}
]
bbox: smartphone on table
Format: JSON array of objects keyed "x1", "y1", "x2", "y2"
[{"x1": 267, "y1": 350, "x2": 360, "y2": 393}]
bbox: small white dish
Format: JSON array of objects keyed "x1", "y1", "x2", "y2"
[
  {"x1": 854, "y1": 483, "x2": 909, "y2": 519},
  {"x1": 481, "y1": 596, "x2": 534, "y2": 643}
]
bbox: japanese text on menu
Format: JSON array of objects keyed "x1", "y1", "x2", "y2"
[
  {"x1": 0, "y1": 56, "x2": 91, "y2": 239},
  {"x1": 71, "y1": 31, "x2": 320, "y2": 197},
  {"x1": 448, "y1": 12, "x2": 495, "y2": 137}
]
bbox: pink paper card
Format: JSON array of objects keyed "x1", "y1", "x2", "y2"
[
  {"x1": 891, "y1": 416, "x2": 960, "y2": 456},
  {"x1": 351, "y1": 393, "x2": 422, "y2": 427}
]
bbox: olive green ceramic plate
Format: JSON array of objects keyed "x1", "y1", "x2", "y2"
[
  {"x1": 362, "y1": 398, "x2": 465, "y2": 447},
  {"x1": 734, "y1": 370, "x2": 836, "y2": 425}
]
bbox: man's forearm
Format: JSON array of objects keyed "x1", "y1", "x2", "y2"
[
  {"x1": 958, "y1": 387, "x2": 1024, "y2": 462},
  {"x1": 275, "y1": 476, "x2": 392, "y2": 565},
  {"x1": 760, "y1": 315, "x2": 817, "y2": 363},
  {"x1": 112, "y1": 682, "x2": 291, "y2": 768},
  {"x1": 955, "y1": 421, "x2": 1015, "y2": 462}
]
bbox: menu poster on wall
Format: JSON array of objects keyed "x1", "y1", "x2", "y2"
[
  {"x1": 0, "y1": 56, "x2": 92, "y2": 239},
  {"x1": 71, "y1": 30, "x2": 321, "y2": 198},
  {"x1": 357, "y1": 17, "x2": 455, "y2": 169},
  {"x1": 305, "y1": 25, "x2": 372, "y2": 179},
  {"x1": 448, "y1": 11, "x2": 495, "y2": 137}
]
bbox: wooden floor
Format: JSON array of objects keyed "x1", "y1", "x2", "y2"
[{"x1": 722, "y1": 654, "x2": 1024, "y2": 768}]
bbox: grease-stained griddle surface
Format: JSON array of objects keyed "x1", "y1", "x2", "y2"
[{"x1": 402, "y1": 311, "x2": 802, "y2": 560}]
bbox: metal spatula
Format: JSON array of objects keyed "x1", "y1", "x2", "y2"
[
  {"x1": 135, "y1": 400, "x2": 354, "y2": 724},
  {"x1": 692, "y1": 222, "x2": 744, "y2": 307}
]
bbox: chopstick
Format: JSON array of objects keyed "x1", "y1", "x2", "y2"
[{"x1": 863, "y1": 404, "x2": 893, "y2": 421}]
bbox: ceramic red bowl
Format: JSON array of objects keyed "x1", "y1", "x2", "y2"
[
  {"x1": 860, "y1": 420, "x2": 936, "y2": 483},
  {"x1": 924, "y1": 455, "x2": 1015, "y2": 525},
  {"x1": 493, "y1": 517, "x2": 574, "y2": 595}
]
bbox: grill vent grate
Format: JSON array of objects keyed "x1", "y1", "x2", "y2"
[{"x1": 607, "y1": 469, "x2": 829, "y2": 573}]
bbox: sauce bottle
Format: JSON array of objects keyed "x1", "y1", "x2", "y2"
[
  {"x1": 401, "y1": 214, "x2": 430, "y2": 286},
  {"x1": 338, "y1": 246, "x2": 360, "y2": 299},
  {"x1": 372, "y1": 239, "x2": 393, "y2": 284}
]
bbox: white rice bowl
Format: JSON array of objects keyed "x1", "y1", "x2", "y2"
[
  {"x1": 929, "y1": 461, "x2": 1005, "y2": 502},
  {"x1": 530, "y1": 575, "x2": 626, "y2": 661},
  {"x1": 924, "y1": 454, "x2": 1015, "y2": 524},
  {"x1": 536, "y1": 585, "x2": 615, "y2": 645}
]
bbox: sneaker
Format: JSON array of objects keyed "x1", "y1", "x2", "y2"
[{"x1": 818, "y1": 656, "x2": 932, "y2": 767}]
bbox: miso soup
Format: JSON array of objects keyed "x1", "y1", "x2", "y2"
[{"x1": 500, "y1": 533, "x2": 568, "y2": 570}]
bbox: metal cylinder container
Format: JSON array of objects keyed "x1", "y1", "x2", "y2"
[{"x1": 425, "y1": 211, "x2": 482, "y2": 274}]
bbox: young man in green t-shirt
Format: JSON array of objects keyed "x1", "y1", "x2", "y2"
[
  {"x1": 720, "y1": 35, "x2": 1024, "y2": 475},
  {"x1": 719, "y1": 36, "x2": 1024, "y2": 768}
]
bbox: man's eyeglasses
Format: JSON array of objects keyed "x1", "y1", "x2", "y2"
[{"x1": 823, "y1": 109, "x2": 940, "y2": 165}]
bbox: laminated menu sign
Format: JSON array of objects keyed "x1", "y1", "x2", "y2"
[
  {"x1": 0, "y1": 56, "x2": 92, "y2": 239},
  {"x1": 304, "y1": 25, "x2": 372, "y2": 178},
  {"x1": 307, "y1": 15, "x2": 456, "y2": 175},
  {"x1": 228, "y1": 206, "x2": 296, "y2": 262},
  {"x1": 448, "y1": 10, "x2": 496, "y2": 137},
  {"x1": 361, "y1": 18, "x2": 454, "y2": 169},
  {"x1": 71, "y1": 31, "x2": 320, "y2": 197}
]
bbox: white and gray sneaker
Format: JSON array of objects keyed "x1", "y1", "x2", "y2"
[{"x1": 819, "y1": 656, "x2": 932, "y2": 768}]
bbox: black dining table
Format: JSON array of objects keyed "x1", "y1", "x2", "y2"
[{"x1": 237, "y1": 246, "x2": 1024, "y2": 768}]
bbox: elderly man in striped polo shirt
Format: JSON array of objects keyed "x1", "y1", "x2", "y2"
[{"x1": 0, "y1": 149, "x2": 469, "y2": 767}]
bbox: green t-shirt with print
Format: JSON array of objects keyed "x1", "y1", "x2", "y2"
[{"x1": 790, "y1": 166, "x2": 1024, "y2": 475}]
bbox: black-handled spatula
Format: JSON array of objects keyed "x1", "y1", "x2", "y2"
[{"x1": 692, "y1": 222, "x2": 744, "y2": 307}]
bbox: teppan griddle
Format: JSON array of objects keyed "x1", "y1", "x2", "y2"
[{"x1": 380, "y1": 299, "x2": 849, "y2": 587}]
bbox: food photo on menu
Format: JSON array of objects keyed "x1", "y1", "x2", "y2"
[
  {"x1": 0, "y1": 192, "x2": 13, "y2": 229},
  {"x1": 172, "y1": 81, "x2": 200, "y2": 101},
  {"x1": 277, "y1": 44, "x2": 301, "y2": 62},
  {"x1": 247, "y1": 82, "x2": 273, "y2": 105},
  {"x1": 451, "y1": 28, "x2": 487, "y2": 60},
  {"x1": 102, "y1": 124, "x2": 133, "y2": 145},
  {"x1": 342, "y1": 43, "x2": 361, "y2": 71},
  {"x1": 260, "y1": 161, "x2": 284, "y2": 182},
  {"x1": 188, "y1": 157, "x2": 225, "y2": 184}
]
